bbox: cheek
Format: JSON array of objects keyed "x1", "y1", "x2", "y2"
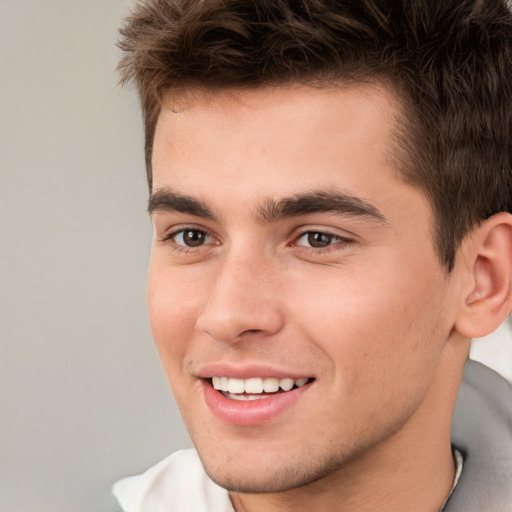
[
  {"x1": 147, "y1": 262, "x2": 202, "y2": 371},
  {"x1": 287, "y1": 260, "x2": 449, "y2": 392}
]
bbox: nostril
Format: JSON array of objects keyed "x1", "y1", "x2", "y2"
[{"x1": 234, "y1": 328, "x2": 264, "y2": 340}]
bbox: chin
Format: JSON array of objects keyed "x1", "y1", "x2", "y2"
[
  {"x1": 197, "y1": 444, "x2": 348, "y2": 494},
  {"x1": 204, "y1": 466, "x2": 312, "y2": 494}
]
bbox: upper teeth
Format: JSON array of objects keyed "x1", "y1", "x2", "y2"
[{"x1": 211, "y1": 376, "x2": 309, "y2": 394}]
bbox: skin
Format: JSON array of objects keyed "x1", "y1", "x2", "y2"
[{"x1": 148, "y1": 84, "x2": 474, "y2": 511}]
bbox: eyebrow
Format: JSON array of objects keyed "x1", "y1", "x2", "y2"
[
  {"x1": 257, "y1": 191, "x2": 387, "y2": 224},
  {"x1": 148, "y1": 188, "x2": 217, "y2": 221},
  {"x1": 148, "y1": 188, "x2": 387, "y2": 225}
]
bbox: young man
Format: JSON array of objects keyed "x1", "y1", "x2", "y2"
[{"x1": 113, "y1": 1, "x2": 512, "y2": 511}]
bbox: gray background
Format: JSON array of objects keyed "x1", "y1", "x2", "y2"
[
  {"x1": 0, "y1": 2, "x2": 191, "y2": 511},
  {"x1": 0, "y1": 1, "x2": 510, "y2": 511}
]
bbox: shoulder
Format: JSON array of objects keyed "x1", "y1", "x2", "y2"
[
  {"x1": 112, "y1": 449, "x2": 233, "y2": 512},
  {"x1": 447, "y1": 360, "x2": 512, "y2": 512}
]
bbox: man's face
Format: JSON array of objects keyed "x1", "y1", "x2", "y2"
[{"x1": 148, "y1": 85, "x2": 459, "y2": 492}]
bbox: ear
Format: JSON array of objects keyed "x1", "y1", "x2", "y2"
[{"x1": 455, "y1": 212, "x2": 512, "y2": 338}]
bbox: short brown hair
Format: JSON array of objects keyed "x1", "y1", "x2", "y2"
[{"x1": 118, "y1": 0, "x2": 512, "y2": 270}]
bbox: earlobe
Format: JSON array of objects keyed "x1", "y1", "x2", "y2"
[{"x1": 455, "y1": 212, "x2": 512, "y2": 338}]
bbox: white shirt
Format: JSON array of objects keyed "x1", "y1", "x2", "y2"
[{"x1": 113, "y1": 449, "x2": 234, "y2": 512}]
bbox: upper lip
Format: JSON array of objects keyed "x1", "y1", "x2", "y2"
[{"x1": 197, "y1": 363, "x2": 314, "y2": 380}]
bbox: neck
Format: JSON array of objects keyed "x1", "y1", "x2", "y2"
[
  {"x1": 231, "y1": 439, "x2": 456, "y2": 512},
  {"x1": 230, "y1": 339, "x2": 468, "y2": 512}
]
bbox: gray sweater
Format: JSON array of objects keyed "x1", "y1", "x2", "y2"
[{"x1": 446, "y1": 360, "x2": 512, "y2": 511}]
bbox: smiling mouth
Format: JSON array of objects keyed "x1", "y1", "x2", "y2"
[{"x1": 208, "y1": 376, "x2": 314, "y2": 401}]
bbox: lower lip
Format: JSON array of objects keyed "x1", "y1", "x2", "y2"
[{"x1": 202, "y1": 381, "x2": 312, "y2": 426}]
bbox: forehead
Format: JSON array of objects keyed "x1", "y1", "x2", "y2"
[
  {"x1": 151, "y1": 83, "x2": 413, "y2": 217},
  {"x1": 153, "y1": 83, "x2": 402, "y2": 169}
]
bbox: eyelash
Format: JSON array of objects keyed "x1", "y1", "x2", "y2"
[
  {"x1": 160, "y1": 227, "x2": 216, "y2": 254},
  {"x1": 160, "y1": 227, "x2": 353, "y2": 255},
  {"x1": 291, "y1": 229, "x2": 353, "y2": 254}
]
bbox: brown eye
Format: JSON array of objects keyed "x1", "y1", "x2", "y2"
[
  {"x1": 304, "y1": 232, "x2": 335, "y2": 248},
  {"x1": 174, "y1": 229, "x2": 211, "y2": 247}
]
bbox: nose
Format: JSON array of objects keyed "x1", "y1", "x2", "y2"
[{"x1": 196, "y1": 250, "x2": 284, "y2": 344}]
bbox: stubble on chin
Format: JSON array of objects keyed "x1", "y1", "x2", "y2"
[{"x1": 196, "y1": 441, "x2": 369, "y2": 495}]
